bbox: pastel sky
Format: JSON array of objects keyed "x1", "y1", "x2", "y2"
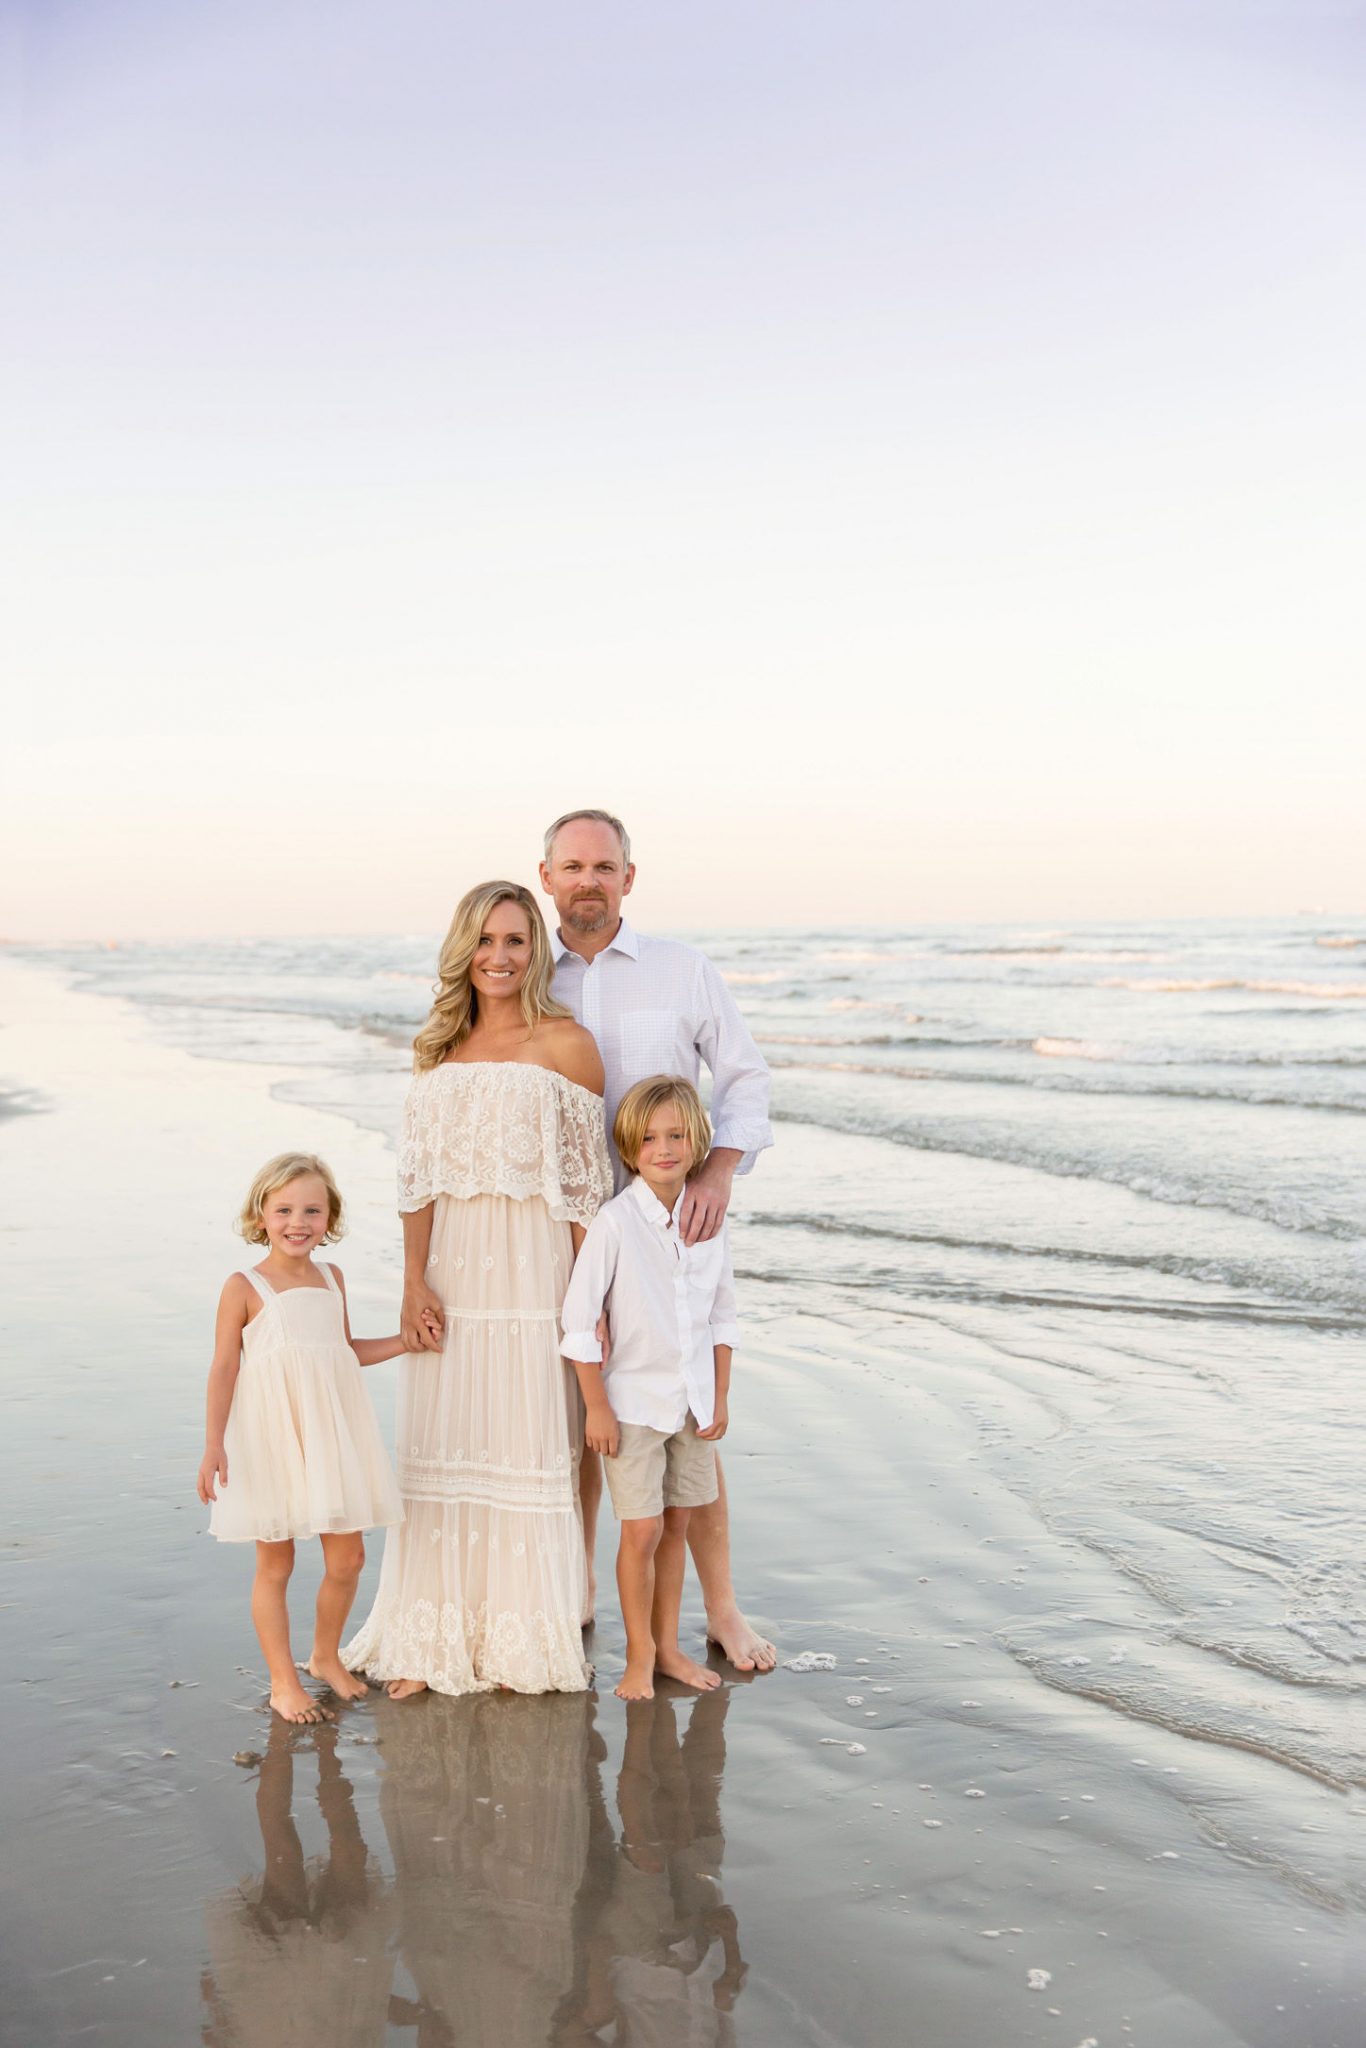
[{"x1": 2, "y1": 0, "x2": 1362, "y2": 937}]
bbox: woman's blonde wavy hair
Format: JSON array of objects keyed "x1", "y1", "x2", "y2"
[{"x1": 413, "y1": 880, "x2": 570, "y2": 1071}]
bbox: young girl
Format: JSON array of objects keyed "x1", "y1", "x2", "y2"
[{"x1": 197, "y1": 1152, "x2": 405, "y2": 1724}]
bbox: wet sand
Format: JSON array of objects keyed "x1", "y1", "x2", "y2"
[{"x1": 0, "y1": 955, "x2": 1358, "y2": 2047}]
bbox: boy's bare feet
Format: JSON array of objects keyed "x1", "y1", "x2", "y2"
[
  {"x1": 386, "y1": 1677, "x2": 428, "y2": 1701},
  {"x1": 656, "y1": 1647, "x2": 721, "y2": 1691},
  {"x1": 306, "y1": 1656, "x2": 370, "y2": 1702},
  {"x1": 615, "y1": 1658, "x2": 656, "y2": 1701},
  {"x1": 269, "y1": 1676, "x2": 332, "y2": 1724},
  {"x1": 706, "y1": 1607, "x2": 775, "y2": 1673}
]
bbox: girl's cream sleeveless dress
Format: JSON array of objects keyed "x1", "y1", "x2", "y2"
[{"x1": 210, "y1": 1263, "x2": 403, "y2": 1543}]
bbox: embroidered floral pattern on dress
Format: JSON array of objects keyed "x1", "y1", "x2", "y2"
[
  {"x1": 349, "y1": 1594, "x2": 590, "y2": 1698},
  {"x1": 397, "y1": 1063, "x2": 611, "y2": 1224}
]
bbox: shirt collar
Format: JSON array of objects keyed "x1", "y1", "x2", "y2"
[
  {"x1": 628, "y1": 1174, "x2": 685, "y2": 1230},
  {"x1": 552, "y1": 916, "x2": 640, "y2": 964}
]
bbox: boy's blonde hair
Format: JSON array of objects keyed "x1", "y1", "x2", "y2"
[
  {"x1": 613, "y1": 1076, "x2": 711, "y2": 1178},
  {"x1": 237, "y1": 1152, "x2": 346, "y2": 1246},
  {"x1": 412, "y1": 880, "x2": 570, "y2": 1071}
]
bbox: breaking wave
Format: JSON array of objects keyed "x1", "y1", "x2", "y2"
[{"x1": 1104, "y1": 977, "x2": 1366, "y2": 999}]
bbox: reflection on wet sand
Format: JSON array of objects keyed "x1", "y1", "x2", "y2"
[
  {"x1": 555, "y1": 1687, "x2": 747, "y2": 2046},
  {"x1": 202, "y1": 1718, "x2": 395, "y2": 2048},
  {"x1": 204, "y1": 1684, "x2": 746, "y2": 2048},
  {"x1": 379, "y1": 1688, "x2": 594, "y2": 2044}
]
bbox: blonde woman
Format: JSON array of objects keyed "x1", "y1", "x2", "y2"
[{"x1": 344, "y1": 882, "x2": 612, "y2": 1697}]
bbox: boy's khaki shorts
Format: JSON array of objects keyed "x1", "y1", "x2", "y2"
[{"x1": 603, "y1": 1416, "x2": 719, "y2": 1521}]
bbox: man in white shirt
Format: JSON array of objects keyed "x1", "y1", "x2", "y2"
[{"x1": 541, "y1": 808, "x2": 776, "y2": 1673}]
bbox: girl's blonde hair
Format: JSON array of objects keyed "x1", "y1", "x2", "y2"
[
  {"x1": 412, "y1": 880, "x2": 569, "y2": 1072},
  {"x1": 613, "y1": 1076, "x2": 712, "y2": 1178},
  {"x1": 237, "y1": 1152, "x2": 346, "y2": 1246}
]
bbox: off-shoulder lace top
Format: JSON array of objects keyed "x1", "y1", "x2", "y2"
[{"x1": 397, "y1": 1061, "x2": 613, "y2": 1226}]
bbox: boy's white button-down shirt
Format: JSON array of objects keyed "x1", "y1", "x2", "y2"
[
  {"x1": 550, "y1": 919, "x2": 773, "y2": 1190},
  {"x1": 559, "y1": 1178, "x2": 740, "y2": 1432}
]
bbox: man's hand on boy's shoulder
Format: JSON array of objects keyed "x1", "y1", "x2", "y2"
[{"x1": 678, "y1": 1149, "x2": 739, "y2": 1246}]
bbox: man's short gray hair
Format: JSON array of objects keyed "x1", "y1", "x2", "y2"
[{"x1": 543, "y1": 809, "x2": 632, "y2": 865}]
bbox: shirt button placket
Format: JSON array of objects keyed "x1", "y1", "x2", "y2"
[{"x1": 673, "y1": 1257, "x2": 697, "y2": 1423}]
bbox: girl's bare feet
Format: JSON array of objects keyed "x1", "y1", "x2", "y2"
[
  {"x1": 615, "y1": 1659, "x2": 655, "y2": 1701},
  {"x1": 386, "y1": 1677, "x2": 428, "y2": 1701},
  {"x1": 270, "y1": 1675, "x2": 333, "y2": 1724},
  {"x1": 656, "y1": 1646, "x2": 721, "y2": 1691},
  {"x1": 706, "y1": 1607, "x2": 776, "y2": 1673},
  {"x1": 307, "y1": 1656, "x2": 370, "y2": 1702}
]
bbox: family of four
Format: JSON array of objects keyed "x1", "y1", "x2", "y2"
[{"x1": 197, "y1": 810, "x2": 775, "y2": 1719}]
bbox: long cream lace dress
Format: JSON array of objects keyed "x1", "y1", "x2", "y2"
[{"x1": 344, "y1": 1062, "x2": 612, "y2": 1695}]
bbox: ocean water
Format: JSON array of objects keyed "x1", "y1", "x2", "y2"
[{"x1": 17, "y1": 916, "x2": 1365, "y2": 1789}]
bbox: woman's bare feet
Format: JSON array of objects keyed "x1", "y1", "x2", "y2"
[
  {"x1": 307, "y1": 1656, "x2": 370, "y2": 1702},
  {"x1": 655, "y1": 1646, "x2": 721, "y2": 1691},
  {"x1": 615, "y1": 1658, "x2": 656, "y2": 1701},
  {"x1": 386, "y1": 1677, "x2": 428, "y2": 1701},
  {"x1": 706, "y1": 1607, "x2": 776, "y2": 1673},
  {"x1": 269, "y1": 1675, "x2": 333, "y2": 1724}
]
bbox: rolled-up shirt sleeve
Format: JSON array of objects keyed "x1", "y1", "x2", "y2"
[
  {"x1": 695, "y1": 956, "x2": 773, "y2": 1174},
  {"x1": 708, "y1": 1230, "x2": 741, "y2": 1351},
  {"x1": 559, "y1": 1213, "x2": 617, "y2": 1363}
]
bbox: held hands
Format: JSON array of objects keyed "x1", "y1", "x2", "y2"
[
  {"x1": 402, "y1": 1278, "x2": 445, "y2": 1353},
  {"x1": 696, "y1": 1397, "x2": 729, "y2": 1442},
  {"x1": 678, "y1": 1152, "x2": 736, "y2": 1247},
  {"x1": 197, "y1": 1445, "x2": 228, "y2": 1504},
  {"x1": 584, "y1": 1399, "x2": 620, "y2": 1458}
]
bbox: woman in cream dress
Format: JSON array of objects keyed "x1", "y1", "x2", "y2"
[{"x1": 344, "y1": 881, "x2": 611, "y2": 1697}]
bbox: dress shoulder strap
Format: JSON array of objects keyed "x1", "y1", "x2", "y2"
[
  {"x1": 318, "y1": 1262, "x2": 341, "y2": 1298},
  {"x1": 242, "y1": 1269, "x2": 275, "y2": 1303}
]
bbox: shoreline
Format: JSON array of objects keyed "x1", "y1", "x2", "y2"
[{"x1": 0, "y1": 955, "x2": 1357, "y2": 2048}]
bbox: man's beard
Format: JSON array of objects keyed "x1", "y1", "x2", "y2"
[{"x1": 565, "y1": 898, "x2": 610, "y2": 933}]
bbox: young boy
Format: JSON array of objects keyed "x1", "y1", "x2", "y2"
[{"x1": 560, "y1": 1075, "x2": 738, "y2": 1700}]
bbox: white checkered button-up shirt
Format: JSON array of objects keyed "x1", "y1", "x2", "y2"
[{"x1": 550, "y1": 918, "x2": 773, "y2": 1190}]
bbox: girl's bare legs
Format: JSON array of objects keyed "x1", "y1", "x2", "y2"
[
  {"x1": 616, "y1": 1516, "x2": 664, "y2": 1700},
  {"x1": 252, "y1": 1539, "x2": 330, "y2": 1723},
  {"x1": 653, "y1": 1508, "x2": 720, "y2": 1691},
  {"x1": 307, "y1": 1532, "x2": 370, "y2": 1700}
]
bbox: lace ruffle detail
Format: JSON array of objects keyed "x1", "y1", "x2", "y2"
[
  {"x1": 345, "y1": 1590, "x2": 591, "y2": 1697},
  {"x1": 398, "y1": 1063, "x2": 611, "y2": 1225}
]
